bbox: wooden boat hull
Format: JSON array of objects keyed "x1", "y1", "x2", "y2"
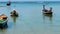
[
  {"x1": 7, "y1": 4, "x2": 10, "y2": 6},
  {"x1": 43, "y1": 12, "x2": 52, "y2": 14},
  {"x1": 11, "y1": 14, "x2": 18, "y2": 17},
  {"x1": 0, "y1": 19, "x2": 8, "y2": 28},
  {"x1": 10, "y1": 12, "x2": 18, "y2": 17}
]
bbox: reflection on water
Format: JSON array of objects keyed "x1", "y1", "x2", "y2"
[
  {"x1": 11, "y1": 16, "x2": 18, "y2": 23},
  {"x1": 0, "y1": 24, "x2": 8, "y2": 33},
  {"x1": 43, "y1": 14, "x2": 53, "y2": 23},
  {"x1": 0, "y1": 26, "x2": 8, "y2": 30},
  {"x1": 0, "y1": 24, "x2": 8, "y2": 29},
  {"x1": 0, "y1": 27, "x2": 7, "y2": 34},
  {"x1": 0, "y1": 2, "x2": 60, "y2": 34}
]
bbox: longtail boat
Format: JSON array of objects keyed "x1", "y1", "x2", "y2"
[{"x1": 0, "y1": 14, "x2": 8, "y2": 28}]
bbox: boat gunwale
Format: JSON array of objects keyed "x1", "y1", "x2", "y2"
[{"x1": 0, "y1": 19, "x2": 8, "y2": 24}]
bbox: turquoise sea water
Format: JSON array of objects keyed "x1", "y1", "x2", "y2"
[{"x1": 0, "y1": 1, "x2": 60, "y2": 34}]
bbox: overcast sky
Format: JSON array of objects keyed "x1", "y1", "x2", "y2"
[{"x1": 0, "y1": 0, "x2": 60, "y2": 2}]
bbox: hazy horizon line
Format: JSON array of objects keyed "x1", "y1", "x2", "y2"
[{"x1": 0, "y1": 1, "x2": 60, "y2": 2}]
